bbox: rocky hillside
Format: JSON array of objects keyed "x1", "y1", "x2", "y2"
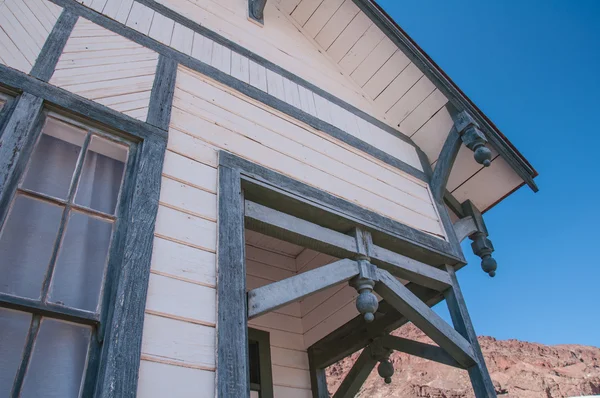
[{"x1": 326, "y1": 324, "x2": 600, "y2": 398}]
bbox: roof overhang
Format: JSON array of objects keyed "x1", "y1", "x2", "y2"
[{"x1": 354, "y1": 0, "x2": 538, "y2": 192}]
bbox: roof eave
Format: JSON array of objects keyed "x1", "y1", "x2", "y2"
[{"x1": 354, "y1": 0, "x2": 538, "y2": 192}]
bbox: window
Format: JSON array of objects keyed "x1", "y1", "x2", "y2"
[
  {"x1": 248, "y1": 328, "x2": 274, "y2": 398},
  {"x1": 0, "y1": 113, "x2": 133, "y2": 397}
]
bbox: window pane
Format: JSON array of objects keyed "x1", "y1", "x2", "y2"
[
  {"x1": 20, "y1": 318, "x2": 91, "y2": 398},
  {"x1": 0, "y1": 195, "x2": 63, "y2": 298},
  {"x1": 250, "y1": 391, "x2": 260, "y2": 398},
  {"x1": 49, "y1": 211, "x2": 113, "y2": 312},
  {"x1": 21, "y1": 118, "x2": 86, "y2": 199},
  {"x1": 75, "y1": 135, "x2": 127, "y2": 215},
  {"x1": 0, "y1": 308, "x2": 31, "y2": 397}
]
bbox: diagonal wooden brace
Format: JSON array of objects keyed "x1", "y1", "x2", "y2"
[
  {"x1": 332, "y1": 347, "x2": 379, "y2": 398},
  {"x1": 374, "y1": 269, "x2": 477, "y2": 368},
  {"x1": 380, "y1": 334, "x2": 463, "y2": 369}
]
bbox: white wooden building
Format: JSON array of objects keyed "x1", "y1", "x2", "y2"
[{"x1": 0, "y1": 0, "x2": 537, "y2": 397}]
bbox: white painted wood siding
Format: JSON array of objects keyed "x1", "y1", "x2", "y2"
[
  {"x1": 172, "y1": 66, "x2": 444, "y2": 237},
  {"x1": 247, "y1": 244, "x2": 312, "y2": 398},
  {"x1": 70, "y1": 0, "x2": 425, "y2": 172},
  {"x1": 49, "y1": 19, "x2": 159, "y2": 122},
  {"x1": 0, "y1": 0, "x2": 62, "y2": 73}
]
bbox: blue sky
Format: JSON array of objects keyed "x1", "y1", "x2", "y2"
[{"x1": 377, "y1": 0, "x2": 600, "y2": 347}]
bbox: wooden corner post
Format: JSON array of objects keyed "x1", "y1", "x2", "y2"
[
  {"x1": 444, "y1": 265, "x2": 497, "y2": 397},
  {"x1": 216, "y1": 163, "x2": 249, "y2": 397}
]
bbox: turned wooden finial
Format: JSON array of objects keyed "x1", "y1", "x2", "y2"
[
  {"x1": 351, "y1": 228, "x2": 379, "y2": 323},
  {"x1": 454, "y1": 110, "x2": 493, "y2": 167}
]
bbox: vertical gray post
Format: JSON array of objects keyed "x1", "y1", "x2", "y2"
[
  {"x1": 444, "y1": 265, "x2": 497, "y2": 397},
  {"x1": 216, "y1": 164, "x2": 249, "y2": 397},
  {"x1": 0, "y1": 93, "x2": 44, "y2": 224},
  {"x1": 308, "y1": 349, "x2": 329, "y2": 398}
]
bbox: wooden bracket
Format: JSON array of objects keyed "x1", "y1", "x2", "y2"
[
  {"x1": 453, "y1": 110, "x2": 492, "y2": 167},
  {"x1": 461, "y1": 200, "x2": 497, "y2": 277},
  {"x1": 374, "y1": 269, "x2": 477, "y2": 368},
  {"x1": 248, "y1": 0, "x2": 267, "y2": 25}
]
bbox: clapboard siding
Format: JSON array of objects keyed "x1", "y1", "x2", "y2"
[
  {"x1": 71, "y1": 0, "x2": 428, "y2": 173},
  {"x1": 247, "y1": 239, "x2": 313, "y2": 397},
  {"x1": 172, "y1": 66, "x2": 445, "y2": 237},
  {"x1": 137, "y1": 360, "x2": 215, "y2": 398},
  {"x1": 50, "y1": 18, "x2": 159, "y2": 121},
  {"x1": 0, "y1": 0, "x2": 62, "y2": 73}
]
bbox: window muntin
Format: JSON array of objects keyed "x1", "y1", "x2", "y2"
[{"x1": 0, "y1": 114, "x2": 132, "y2": 396}]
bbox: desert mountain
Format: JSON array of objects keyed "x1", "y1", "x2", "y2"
[{"x1": 326, "y1": 324, "x2": 600, "y2": 398}]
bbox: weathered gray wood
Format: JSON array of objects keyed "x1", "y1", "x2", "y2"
[
  {"x1": 245, "y1": 200, "x2": 358, "y2": 258},
  {"x1": 445, "y1": 190, "x2": 465, "y2": 218},
  {"x1": 453, "y1": 216, "x2": 477, "y2": 243},
  {"x1": 246, "y1": 200, "x2": 454, "y2": 290},
  {"x1": 216, "y1": 164, "x2": 249, "y2": 398},
  {"x1": 0, "y1": 292, "x2": 99, "y2": 325},
  {"x1": 30, "y1": 10, "x2": 78, "y2": 81},
  {"x1": 332, "y1": 348, "x2": 378, "y2": 398},
  {"x1": 0, "y1": 93, "x2": 44, "y2": 225},
  {"x1": 96, "y1": 136, "x2": 166, "y2": 397},
  {"x1": 308, "y1": 283, "x2": 442, "y2": 369},
  {"x1": 352, "y1": 0, "x2": 538, "y2": 192},
  {"x1": 380, "y1": 334, "x2": 463, "y2": 369},
  {"x1": 0, "y1": 64, "x2": 166, "y2": 142},
  {"x1": 462, "y1": 200, "x2": 488, "y2": 236},
  {"x1": 431, "y1": 126, "x2": 462, "y2": 202},
  {"x1": 308, "y1": 349, "x2": 329, "y2": 398},
  {"x1": 370, "y1": 245, "x2": 451, "y2": 291},
  {"x1": 248, "y1": 258, "x2": 359, "y2": 319},
  {"x1": 43, "y1": 0, "x2": 428, "y2": 182},
  {"x1": 444, "y1": 265, "x2": 497, "y2": 397},
  {"x1": 375, "y1": 269, "x2": 476, "y2": 368},
  {"x1": 248, "y1": 0, "x2": 267, "y2": 24},
  {"x1": 147, "y1": 55, "x2": 178, "y2": 131}
]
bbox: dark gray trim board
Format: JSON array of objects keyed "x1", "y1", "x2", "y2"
[
  {"x1": 216, "y1": 164, "x2": 249, "y2": 398},
  {"x1": 353, "y1": 0, "x2": 538, "y2": 192},
  {"x1": 30, "y1": 10, "x2": 78, "y2": 82},
  {"x1": 45, "y1": 0, "x2": 429, "y2": 182},
  {"x1": 130, "y1": 0, "x2": 420, "y2": 150},
  {"x1": 0, "y1": 93, "x2": 45, "y2": 226},
  {"x1": 220, "y1": 151, "x2": 464, "y2": 266},
  {"x1": 0, "y1": 64, "x2": 166, "y2": 142},
  {"x1": 147, "y1": 55, "x2": 178, "y2": 130}
]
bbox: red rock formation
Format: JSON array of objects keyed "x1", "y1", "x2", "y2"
[{"x1": 326, "y1": 324, "x2": 600, "y2": 398}]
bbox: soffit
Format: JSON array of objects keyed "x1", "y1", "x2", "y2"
[{"x1": 276, "y1": 0, "x2": 538, "y2": 212}]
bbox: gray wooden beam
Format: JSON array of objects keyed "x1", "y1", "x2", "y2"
[
  {"x1": 309, "y1": 284, "x2": 442, "y2": 369},
  {"x1": 96, "y1": 136, "x2": 166, "y2": 397},
  {"x1": 380, "y1": 334, "x2": 463, "y2": 369},
  {"x1": 0, "y1": 93, "x2": 44, "y2": 225},
  {"x1": 245, "y1": 200, "x2": 453, "y2": 291},
  {"x1": 370, "y1": 244, "x2": 451, "y2": 291},
  {"x1": 247, "y1": 259, "x2": 359, "y2": 319},
  {"x1": 146, "y1": 55, "x2": 178, "y2": 131},
  {"x1": 332, "y1": 348, "x2": 378, "y2": 398},
  {"x1": 453, "y1": 216, "x2": 478, "y2": 243},
  {"x1": 216, "y1": 164, "x2": 249, "y2": 398},
  {"x1": 308, "y1": 350, "x2": 329, "y2": 398},
  {"x1": 244, "y1": 200, "x2": 358, "y2": 259},
  {"x1": 374, "y1": 269, "x2": 476, "y2": 368},
  {"x1": 444, "y1": 265, "x2": 497, "y2": 397},
  {"x1": 431, "y1": 126, "x2": 462, "y2": 202},
  {"x1": 30, "y1": 10, "x2": 78, "y2": 81}
]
